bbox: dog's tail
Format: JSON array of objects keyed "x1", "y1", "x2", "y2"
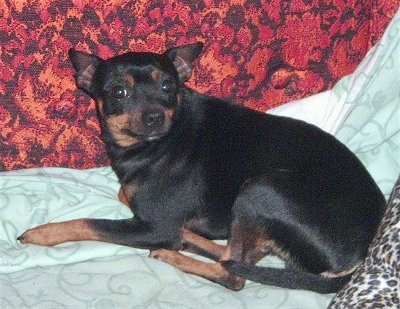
[{"x1": 221, "y1": 261, "x2": 351, "y2": 294}]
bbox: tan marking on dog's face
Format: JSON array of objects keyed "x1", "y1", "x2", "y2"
[
  {"x1": 151, "y1": 69, "x2": 161, "y2": 81},
  {"x1": 97, "y1": 99, "x2": 136, "y2": 148},
  {"x1": 164, "y1": 106, "x2": 175, "y2": 121},
  {"x1": 161, "y1": 94, "x2": 180, "y2": 123},
  {"x1": 106, "y1": 114, "x2": 140, "y2": 147},
  {"x1": 123, "y1": 74, "x2": 135, "y2": 87}
]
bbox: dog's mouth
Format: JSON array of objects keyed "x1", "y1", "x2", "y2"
[
  {"x1": 109, "y1": 126, "x2": 168, "y2": 148},
  {"x1": 121, "y1": 128, "x2": 167, "y2": 142},
  {"x1": 131, "y1": 110, "x2": 172, "y2": 140},
  {"x1": 105, "y1": 110, "x2": 173, "y2": 147},
  {"x1": 103, "y1": 105, "x2": 175, "y2": 148}
]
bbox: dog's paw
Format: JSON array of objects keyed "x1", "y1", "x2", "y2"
[
  {"x1": 149, "y1": 249, "x2": 167, "y2": 260},
  {"x1": 16, "y1": 232, "x2": 28, "y2": 244},
  {"x1": 149, "y1": 249, "x2": 186, "y2": 266},
  {"x1": 17, "y1": 227, "x2": 48, "y2": 245},
  {"x1": 17, "y1": 223, "x2": 66, "y2": 246}
]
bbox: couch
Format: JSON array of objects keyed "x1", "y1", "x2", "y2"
[{"x1": 0, "y1": 0, "x2": 397, "y2": 170}]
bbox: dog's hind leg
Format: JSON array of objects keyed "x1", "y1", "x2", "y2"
[
  {"x1": 221, "y1": 173, "x2": 365, "y2": 293},
  {"x1": 149, "y1": 179, "x2": 274, "y2": 290},
  {"x1": 149, "y1": 245, "x2": 247, "y2": 290},
  {"x1": 150, "y1": 215, "x2": 268, "y2": 290}
]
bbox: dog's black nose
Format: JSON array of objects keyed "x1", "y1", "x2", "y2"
[{"x1": 142, "y1": 111, "x2": 165, "y2": 129}]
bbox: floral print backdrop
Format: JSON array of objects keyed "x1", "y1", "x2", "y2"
[{"x1": 0, "y1": 0, "x2": 398, "y2": 170}]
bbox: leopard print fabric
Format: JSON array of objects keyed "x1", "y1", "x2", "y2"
[{"x1": 329, "y1": 176, "x2": 400, "y2": 308}]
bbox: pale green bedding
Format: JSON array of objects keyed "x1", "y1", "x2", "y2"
[{"x1": 0, "y1": 167, "x2": 334, "y2": 308}]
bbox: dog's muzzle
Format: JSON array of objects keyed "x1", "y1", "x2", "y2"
[{"x1": 142, "y1": 111, "x2": 165, "y2": 129}]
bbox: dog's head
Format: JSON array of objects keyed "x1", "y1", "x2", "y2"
[{"x1": 69, "y1": 42, "x2": 203, "y2": 147}]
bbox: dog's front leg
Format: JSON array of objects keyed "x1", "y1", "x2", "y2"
[
  {"x1": 18, "y1": 219, "x2": 103, "y2": 246},
  {"x1": 18, "y1": 217, "x2": 182, "y2": 250}
]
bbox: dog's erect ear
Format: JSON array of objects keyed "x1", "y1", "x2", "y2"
[
  {"x1": 165, "y1": 42, "x2": 203, "y2": 83},
  {"x1": 68, "y1": 49, "x2": 103, "y2": 95}
]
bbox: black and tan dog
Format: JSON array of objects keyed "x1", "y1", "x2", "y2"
[{"x1": 18, "y1": 42, "x2": 386, "y2": 293}]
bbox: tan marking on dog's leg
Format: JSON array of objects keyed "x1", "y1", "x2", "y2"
[
  {"x1": 106, "y1": 114, "x2": 140, "y2": 148},
  {"x1": 118, "y1": 183, "x2": 138, "y2": 212},
  {"x1": 321, "y1": 263, "x2": 361, "y2": 278},
  {"x1": 149, "y1": 248, "x2": 245, "y2": 290},
  {"x1": 18, "y1": 219, "x2": 100, "y2": 246},
  {"x1": 227, "y1": 218, "x2": 270, "y2": 265},
  {"x1": 182, "y1": 229, "x2": 226, "y2": 259},
  {"x1": 118, "y1": 187, "x2": 130, "y2": 207},
  {"x1": 118, "y1": 186, "x2": 131, "y2": 208}
]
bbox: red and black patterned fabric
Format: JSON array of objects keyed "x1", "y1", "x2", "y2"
[{"x1": 0, "y1": 0, "x2": 398, "y2": 170}]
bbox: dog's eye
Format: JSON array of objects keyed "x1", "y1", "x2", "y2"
[
  {"x1": 110, "y1": 86, "x2": 128, "y2": 99},
  {"x1": 161, "y1": 80, "x2": 176, "y2": 94}
]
